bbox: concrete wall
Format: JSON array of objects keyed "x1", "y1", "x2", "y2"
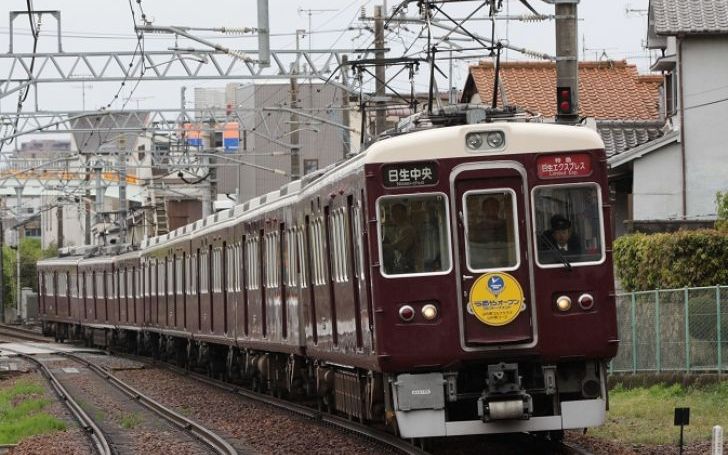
[
  {"x1": 680, "y1": 36, "x2": 728, "y2": 219},
  {"x1": 632, "y1": 141, "x2": 682, "y2": 220}
]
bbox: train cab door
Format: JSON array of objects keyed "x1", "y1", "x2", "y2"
[{"x1": 452, "y1": 164, "x2": 536, "y2": 348}]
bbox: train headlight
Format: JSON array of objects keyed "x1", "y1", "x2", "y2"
[
  {"x1": 399, "y1": 305, "x2": 415, "y2": 322},
  {"x1": 466, "y1": 133, "x2": 483, "y2": 150},
  {"x1": 578, "y1": 293, "x2": 595, "y2": 310},
  {"x1": 486, "y1": 131, "x2": 505, "y2": 148},
  {"x1": 421, "y1": 304, "x2": 438, "y2": 321},
  {"x1": 556, "y1": 296, "x2": 572, "y2": 312}
]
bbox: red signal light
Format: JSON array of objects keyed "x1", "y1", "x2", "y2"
[{"x1": 557, "y1": 86, "x2": 573, "y2": 115}]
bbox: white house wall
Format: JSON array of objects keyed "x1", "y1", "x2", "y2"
[
  {"x1": 681, "y1": 36, "x2": 728, "y2": 219},
  {"x1": 633, "y1": 141, "x2": 682, "y2": 220}
]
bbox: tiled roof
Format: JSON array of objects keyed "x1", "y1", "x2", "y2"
[
  {"x1": 597, "y1": 120, "x2": 666, "y2": 156},
  {"x1": 651, "y1": 0, "x2": 728, "y2": 35},
  {"x1": 464, "y1": 60, "x2": 662, "y2": 120}
]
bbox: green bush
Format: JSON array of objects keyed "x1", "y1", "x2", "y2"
[
  {"x1": 614, "y1": 230, "x2": 728, "y2": 292},
  {"x1": 717, "y1": 191, "x2": 728, "y2": 233}
]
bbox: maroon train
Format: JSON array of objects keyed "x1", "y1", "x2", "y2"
[{"x1": 39, "y1": 117, "x2": 618, "y2": 439}]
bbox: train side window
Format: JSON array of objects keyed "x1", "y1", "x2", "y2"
[
  {"x1": 377, "y1": 193, "x2": 452, "y2": 277},
  {"x1": 46, "y1": 272, "x2": 55, "y2": 296},
  {"x1": 352, "y1": 204, "x2": 365, "y2": 280},
  {"x1": 246, "y1": 238, "x2": 259, "y2": 290},
  {"x1": 200, "y1": 250, "x2": 209, "y2": 294},
  {"x1": 191, "y1": 254, "x2": 198, "y2": 295},
  {"x1": 532, "y1": 183, "x2": 605, "y2": 267},
  {"x1": 127, "y1": 268, "x2": 133, "y2": 300},
  {"x1": 166, "y1": 258, "x2": 174, "y2": 296},
  {"x1": 107, "y1": 271, "x2": 114, "y2": 300},
  {"x1": 463, "y1": 190, "x2": 520, "y2": 272},
  {"x1": 176, "y1": 255, "x2": 184, "y2": 295},
  {"x1": 296, "y1": 227, "x2": 307, "y2": 288},
  {"x1": 96, "y1": 272, "x2": 104, "y2": 299},
  {"x1": 119, "y1": 269, "x2": 125, "y2": 299},
  {"x1": 264, "y1": 232, "x2": 280, "y2": 288},
  {"x1": 71, "y1": 272, "x2": 78, "y2": 298}
]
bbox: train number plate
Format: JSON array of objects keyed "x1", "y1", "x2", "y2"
[{"x1": 382, "y1": 161, "x2": 438, "y2": 187}]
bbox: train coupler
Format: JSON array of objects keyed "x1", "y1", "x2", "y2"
[{"x1": 477, "y1": 362, "x2": 533, "y2": 422}]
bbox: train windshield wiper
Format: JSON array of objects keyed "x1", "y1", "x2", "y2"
[{"x1": 539, "y1": 232, "x2": 572, "y2": 271}]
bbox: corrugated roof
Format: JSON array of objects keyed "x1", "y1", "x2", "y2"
[
  {"x1": 464, "y1": 60, "x2": 662, "y2": 120},
  {"x1": 597, "y1": 120, "x2": 667, "y2": 156},
  {"x1": 651, "y1": 0, "x2": 728, "y2": 35}
]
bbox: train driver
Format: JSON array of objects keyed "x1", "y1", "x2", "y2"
[{"x1": 539, "y1": 214, "x2": 582, "y2": 263}]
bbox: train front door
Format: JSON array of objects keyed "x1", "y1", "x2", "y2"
[{"x1": 452, "y1": 164, "x2": 535, "y2": 348}]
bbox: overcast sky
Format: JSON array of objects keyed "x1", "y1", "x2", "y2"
[{"x1": 0, "y1": 0, "x2": 653, "y2": 119}]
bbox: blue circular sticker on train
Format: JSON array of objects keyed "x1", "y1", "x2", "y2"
[{"x1": 487, "y1": 275, "x2": 505, "y2": 295}]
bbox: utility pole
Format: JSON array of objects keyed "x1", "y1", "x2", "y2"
[
  {"x1": 289, "y1": 29, "x2": 305, "y2": 181},
  {"x1": 555, "y1": 0, "x2": 579, "y2": 123},
  {"x1": 119, "y1": 149, "x2": 127, "y2": 244},
  {"x1": 95, "y1": 160, "x2": 103, "y2": 244},
  {"x1": 374, "y1": 5, "x2": 386, "y2": 136},
  {"x1": 14, "y1": 186, "x2": 22, "y2": 316},
  {"x1": 57, "y1": 204, "x2": 64, "y2": 249},
  {"x1": 341, "y1": 54, "x2": 352, "y2": 158}
]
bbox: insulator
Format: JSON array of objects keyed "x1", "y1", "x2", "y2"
[
  {"x1": 221, "y1": 27, "x2": 255, "y2": 35},
  {"x1": 228, "y1": 49, "x2": 251, "y2": 61}
]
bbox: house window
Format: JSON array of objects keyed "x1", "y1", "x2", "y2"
[{"x1": 303, "y1": 159, "x2": 319, "y2": 175}]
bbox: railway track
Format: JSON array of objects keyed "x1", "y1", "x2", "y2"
[
  {"x1": 3, "y1": 345, "x2": 238, "y2": 455},
  {"x1": 5, "y1": 347, "x2": 112, "y2": 455},
  {"x1": 0, "y1": 323, "x2": 51, "y2": 342},
  {"x1": 112, "y1": 350, "x2": 428, "y2": 455}
]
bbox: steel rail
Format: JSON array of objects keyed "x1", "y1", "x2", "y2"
[
  {"x1": 0, "y1": 323, "x2": 52, "y2": 342},
  {"x1": 2, "y1": 348, "x2": 112, "y2": 455},
  {"x1": 112, "y1": 352, "x2": 427, "y2": 455},
  {"x1": 58, "y1": 352, "x2": 238, "y2": 455}
]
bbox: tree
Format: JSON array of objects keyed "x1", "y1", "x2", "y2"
[{"x1": 1, "y1": 237, "x2": 45, "y2": 308}]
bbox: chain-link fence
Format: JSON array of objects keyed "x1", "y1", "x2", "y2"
[{"x1": 610, "y1": 286, "x2": 728, "y2": 373}]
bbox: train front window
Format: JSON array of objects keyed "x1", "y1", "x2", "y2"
[
  {"x1": 377, "y1": 193, "x2": 451, "y2": 277},
  {"x1": 464, "y1": 190, "x2": 519, "y2": 271},
  {"x1": 532, "y1": 184, "x2": 604, "y2": 267}
]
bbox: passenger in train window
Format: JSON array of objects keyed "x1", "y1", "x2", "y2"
[
  {"x1": 472, "y1": 197, "x2": 507, "y2": 244},
  {"x1": 382, "y1": 203, "x2": 419, "y2": 274},
  {"x1": 540, "y1": 214, "x2": 582, "y2": 263}
]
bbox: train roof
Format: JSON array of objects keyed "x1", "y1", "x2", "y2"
[
  {"x1": 37, "y1": 256, "x2": 84, "y2": 269},
  {"x1": 363, "y1": 122, "x2": 605, "y2": 164}
]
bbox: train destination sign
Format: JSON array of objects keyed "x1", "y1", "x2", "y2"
[
  {"x1": 536, "y1": 153, "x2": 592, "y2": 179},
  {"x1": 382, "y1": 161, "x2": 438, "y2": 187}
]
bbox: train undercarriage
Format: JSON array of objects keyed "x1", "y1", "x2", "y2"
[{"x1": 42, "y1": 321, "x2": 608, "y2": 440}]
